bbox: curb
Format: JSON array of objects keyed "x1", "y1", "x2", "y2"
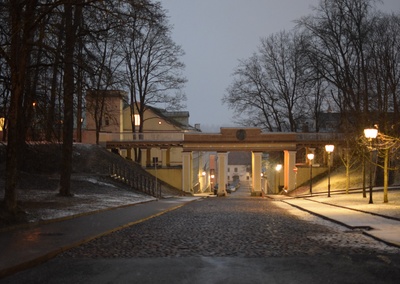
[
  {"x1": 280, "y1": 199, "x2": 400, "y2": 249},
  {"x1": 0, "y1": 198, "x2": 198, "y2": 279},
  {"x1": 303, "y1": 197, "x2": 400, "y2": 222},
  {"x1": 0, "y1": 199, "x2": 156, "y2": 233}
]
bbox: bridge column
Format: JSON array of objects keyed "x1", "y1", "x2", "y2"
[
  {"x1": 127, "y1": 148, "x2": 132, "y2": 160},
  {"x1": 146, "y1": 149, "x2": 151, "y2": 167},
  {"x1": 161, "y1": 148, "x2": 168, "y2": 167},
  {"x1": 284, "y1": 150, "x2": 296, "y2": 191},
  {"x1": 140, "y1": 148, "x2": 147, "y2": 167},
  {"x1": 182, "y1": 151, "x2": 193, "y2": 193},
  {"x1": 166, "y1": 148, "x2": 171, "y2": 166},
  {"x1": 251, "y1": 151, "x2": 262, "y2": 196},
  {"x1": 217, "y1": 152, "x2": 228, "y2": 196}
]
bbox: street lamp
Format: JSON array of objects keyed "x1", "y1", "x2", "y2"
[
  {"x1": 275, "y1": 164, "x2": 282, "y2": 192},
  {"x1": 261, "y1": 173, "x2": 264, "y2": 194},
  {"x1": 325, "y1": 145, "x2": 334, "y2": 197},
  {"x1": 307, "y1": 153, "x2": 314, "y2": 195},
  {"x1": 210, "y1": 169, "x2": 215, "y2": 194},
  {"x1": 364, "y1": 128, "x2": 378, "y2": 204}
]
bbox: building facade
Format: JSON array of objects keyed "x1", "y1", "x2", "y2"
[{"x1": 83, "y1": 90, "x2": 209, "y2": 193}]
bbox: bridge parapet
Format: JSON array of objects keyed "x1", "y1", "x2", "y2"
[
  {"x1": 100, "y1": 131, "x2": 184, "y2": 142},
  {"x1": 296, "y1": 132, "x2": 345, "y2": 143},
  {"x1": 101, "y1": 130, "x2": 346, "y2": 151}
]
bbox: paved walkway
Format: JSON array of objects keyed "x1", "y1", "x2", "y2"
[
  {"x1": 0, "y1": 197, "x2": 200, "y2": 278},
  {"x1": 280, "y1": 197, "x2": 400, "y2": 247},
  {"x1": 1, "y1": 188, "x2": 400, "y2": 279}
]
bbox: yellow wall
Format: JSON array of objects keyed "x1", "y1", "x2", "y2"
[
  {"x1": 147, "y1": 168, "x2": 182, "y2": 190},
  {"x1": 84, "y1": 92, "x2": 197, "y2": 192},
  {"x1": 296, "y1": 166, "x2": 328, "y2": 188},
  {"x1": 86, "y1": 90, "x2": 125, "y2": 133},
  {"x1": 123, "y1": 106, "x2": 181, "y2": 132}
]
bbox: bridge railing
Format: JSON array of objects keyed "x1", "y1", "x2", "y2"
[
  {"x1": 109, "y1": 163, "x2": 161, "y2": 198},
  {"x1": 100, "y1": 131, "x2": 346, "y2": 145},
  {"x1": 296, "y1": 132, "x2": 345, "y2": 141},
  {"x1": 100, "y1": 131, "x2": 184, "y2": 142}
]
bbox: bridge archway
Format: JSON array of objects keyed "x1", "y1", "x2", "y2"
[
  {"x1": 105, "y1": 127, "x2": 343, "y2": 196},
  {"x1": 183, "y1": 128, "x2": 299, "y2": 196}
]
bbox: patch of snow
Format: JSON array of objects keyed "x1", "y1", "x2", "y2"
[{"x1": 83, "y1": 177, "x2": 117, "y2": 188}]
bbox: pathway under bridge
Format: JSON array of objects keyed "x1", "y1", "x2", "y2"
[{"x1": 105, "y1": 127, "x2": 345, "y2": 196}]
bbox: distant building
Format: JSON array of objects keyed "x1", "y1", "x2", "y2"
[
  {"x1": 227, "y1": 151, "x2": 251, "y2": 182},
  {"x1": 83, "y1": 90, "x2": 208, "y2": 192},
  {"x1": 83, "y1": 90, "x2": 199, "y2": 144}
]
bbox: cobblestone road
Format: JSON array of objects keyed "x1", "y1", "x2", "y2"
[{"x1": 60, "y1": 196, "x2": 400, "y2": 259}]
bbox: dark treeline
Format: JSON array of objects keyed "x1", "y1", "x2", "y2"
[
  {"x1": 0, "y1": 0, "x2": 186, "y2": 220},
  {"x1": 224, "y1": 0, "x2": 400, "y2": 137},
  {"x1": 223, "y1": 0, "x2": 400, "y2": 203}
]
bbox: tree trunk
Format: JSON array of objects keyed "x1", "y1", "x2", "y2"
[
  {"x1": 345, "y1": 150, "x2": 350, "y2": 194},
  {"x1": 76, "y1": 41, "x2": 83, "y2": 142},
  {"x1": 383, "y1": 148, "x2": 389, "y2": 203},
  {"x1": 46, "y1": 18, "x2": 64, "y2": 142},
  {"x1": 2, "y1": 0, "x2": 37, "y2": 217},
  {"x1": 59, "y1": 1, "x2": 81, "y2": 196},
  {"x1": 345, "y1": 163, "x2": 350, "y2": 194},
  {"x1": 362, "y1": 154, "x2": 366, "y2": 198}
]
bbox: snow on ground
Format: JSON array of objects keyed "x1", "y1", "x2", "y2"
[
  {"x1": 274, "y1": 194, "x2": 400, "y2": 253},
  {"x1": 11, "y1": 176, "x2": 156, "y2": 223},
  {"x1": 309, "y1": 189, "x2": 400, "y2": 219}
]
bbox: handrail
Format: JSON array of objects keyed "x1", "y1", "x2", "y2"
[{"x1": 109, "y1": 163, "x2": 161, "y2": 198}]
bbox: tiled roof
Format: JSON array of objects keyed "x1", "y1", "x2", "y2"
[{"x1": 228, "y1": 151, "x2": 251, "y2": 165}]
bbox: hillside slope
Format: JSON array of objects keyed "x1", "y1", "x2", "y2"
[{"x1": 0, "y1": 143, "x2": 186, "y2": 226}]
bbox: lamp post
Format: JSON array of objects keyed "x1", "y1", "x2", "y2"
[
  {"x1": 307, "y1": 153, "x2": 314, "y2": 195},
  {"x1": 364, "y1": 128, "x2": 378, "y2": 204},
  {"x1": 275, "y1": 164, "x2": 282, "y2": 193},
  {"x1": 261, "y1": 173, "x2": 264, "y2": 194},
  {"x1": 325, "y1": 145, "x2": 334, "y2": 197},
  {"x1": 210, "y1": 169, "x2": 215, "y2": 194}
]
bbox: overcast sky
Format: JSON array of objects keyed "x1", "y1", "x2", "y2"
[{"x1": 160, "y1": 0, "x2": 400, "y2": 132}]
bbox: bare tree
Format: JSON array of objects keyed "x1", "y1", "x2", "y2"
[
  {"x1": 82, "y1": 2, "x2": 126, "y2": 145},
  {"x1": 359, "y1": 131, "x2": 400, "y2": 203},
  {"x1": 59, "y1": 0, "x2": 83, "y2": 197},
  {"x1": 297, "y1": 0, "x2": 380, "y2": 132},
  {"x1": 1, "y1": 0, "x2": 180, "y2": 218},
  {"x1": 224, "y1": 30, "x2": 321, "y2": 132},
  {"x1": 259, "y1": 31, "x2": 316, "y2": 132},
  {"x1": 1, "y1": 0, "x2": 39, "y2": 217},
  {"x1": 224, "y1": 54, "x2": 280, "y2": 131},
  {"x1": 368, "y1": 13, "x2": 400, "y2": 135},
  {"x1": 120, "y1": 2, "x2": 186, "y2": 161}
]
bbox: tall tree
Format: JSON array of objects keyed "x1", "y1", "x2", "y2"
[
  {"x1": 259, "y1": 31, "x2": 314, "y2": 132},
  {"x1": 59, "y1": 0, "x2": 82, "y2": 197},
  {"x1": 224, "y1": 54, "x2": 279, "y2": 131},
  {"x1": 368, "y1": 13, "x2": 400, "y2": 135},
  {"x1": 297, "y1": 0, "x2": 378, "y2": 132},
  {"x1": 1, "y1": 0, "x2": 38, "y2": 217},
  {"x1": 82, "y1": 2, "x2": 126, "y2": 145},
  {"x1": 224, "y1": 30, "x2": 321, "y2": 132},
  {"x1": 121, "y1": 2, "x2": 186, "y2": 161}
]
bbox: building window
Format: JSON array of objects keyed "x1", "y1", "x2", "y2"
[
  {"x1": 234, "y1": 167, "x2": 238, "y2": 172},
  {"x1": 0, "y1": 117, "x2": 4, "y2": 131},
  {"x1": 133, "y1": 114, "x2": 140, "y2": 126},
  {"x1": 227, "y1": 168, "x2": 230, "y2": 172}
]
